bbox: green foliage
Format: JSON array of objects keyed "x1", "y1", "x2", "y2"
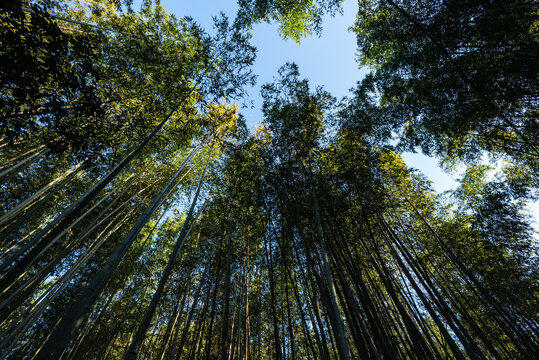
[
  {"x1": 1, "y1": 2, "x2": 538, "y2": 359},
  {"x1": 261, "y1": 63, "x2": 334, "y2": 163},
  {"x1": 1, "y1": 1, "x2": 104, "y2": 151},
  {"x1": 453, "y1": 165, "x2": 536, "y2": 266},
  {"x1": 350, "y1": 0, "x2": 539, "y2": 170},
  {"x1": 236, "y1": 0, "x2": 343, "y2": 42}
]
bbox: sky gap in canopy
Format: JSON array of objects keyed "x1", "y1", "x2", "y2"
[{"x1": 162, "y1": 0, "x2": 538, "y2": 232}]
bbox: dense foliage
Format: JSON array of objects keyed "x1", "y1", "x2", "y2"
[
  {"x1": 0, "y1": 1, "x2": 537, "y2": 359},
  {"x1": 350, "y1": 0, "x2": 539, "y2": 170}
]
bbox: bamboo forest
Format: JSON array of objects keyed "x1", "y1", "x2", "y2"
[{"x1": 1, "y1": 0, "x2": 538, "y2": 359}]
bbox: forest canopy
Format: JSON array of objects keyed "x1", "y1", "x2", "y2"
[{"x1": 0, "y1": 1, "x2": 537, "y2": 359}]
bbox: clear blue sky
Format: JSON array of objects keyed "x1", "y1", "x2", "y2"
[{"x1": 159, "y1": 0, "x2": 538, "y2": 232}]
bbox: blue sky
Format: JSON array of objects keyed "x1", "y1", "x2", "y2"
[
  {"x1": 159, "y1": 1, "x2": 539, "y2": 231},
  {"x1": 162, "y1": 1, "x2": 460, "y2": 185},
  {"x1": 163, "y1": 0, "x2": 366, "y2": 127}
]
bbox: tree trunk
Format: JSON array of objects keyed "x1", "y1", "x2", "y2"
[
  {"x1": 124, "y1": 146, "x2": 213, "y2": 360},
  {"x1": 174, "y1": 266, "x2": 208, "y2": 360},
  {"x1": 264, "y1": 233, "x2": 283, "y2": 360},
  {"x1": 34, "y1": 140, "x2": 206, "y2": 360},
  {"x1": 312, "y1": 190, "x2": 352, "y2": 360},
  {"x1": 0, "y1": 159, "x2": 85, "y2": 231},
  {"x1": 0, "y1": 147, "x2": 50, "y2": 181},
  {"x1": 0, "y1": 96, "x2": 200, "y2": 292}
]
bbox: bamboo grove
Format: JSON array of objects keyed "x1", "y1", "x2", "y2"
[{"x1": 0, "y1": 1, "x2": 537, "y2": 359}]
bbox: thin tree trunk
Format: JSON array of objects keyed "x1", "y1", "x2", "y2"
[
  {"x1": 404, "y1": 195, "x2": 538, "y2": 354},
  {"x1": 286, "y1": 249, "x2": 317, "y2": 359},
  {"x1": 0, "y1": 159, "x2": 86, "y2": 230},
  {"x1": 203, "y1": 222, "x2": 227, "y2": 360},
  {"x1": 0, "y1": 174, "x2": 145, "y2": 293},
  {"x1": 219, "y1": 210, "x2": 234, "y2": 360},
  {"x1": 0, "y1": 147, "x2": 50, "y2": 181},
  {"x1": 124, "y1": 146, "x2": 213, "y2": 360},
  {"x1": 330, "y1": 213, "x2": 397, "y2": 359},
  {"x1": 312, "y1": 190, "x2": 352, "y2": 360},
  {"x1": 359, "y1": 216, "x2": 434, "y2": 359},
  {"x1": 264, "y1": 232, "x2": 283, "y2": 360},
  {"x1": 174, "y1": 266, "x2": 209, "y2": 360},
  {"x1": 191, "y1": 288, "x2": 212, "y2": 360},
  {"x1": 0, "y1": 206, "x2": 136, "y2": 358},
  {"x1": 0, "y1": 198, "x2": 133, "y2": 326},
  {"x1": 0, "y1": 91, "x2": 202, "y2": 292},
  {"x1": 160, "y1": 290, "x2": 189, "y2": 360},
  {"x1": 293, "y1": 225, "x2": 331, "y2": 360},
  {"x1": 34, "y1": 139, "x2": 207, "y2": 360},
  {"x1": 244, "y1": 239, "x2": 250, "y2": 360},
  {"x1": 0, "y1": 145, "x2": 45, "y2": 171}
]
